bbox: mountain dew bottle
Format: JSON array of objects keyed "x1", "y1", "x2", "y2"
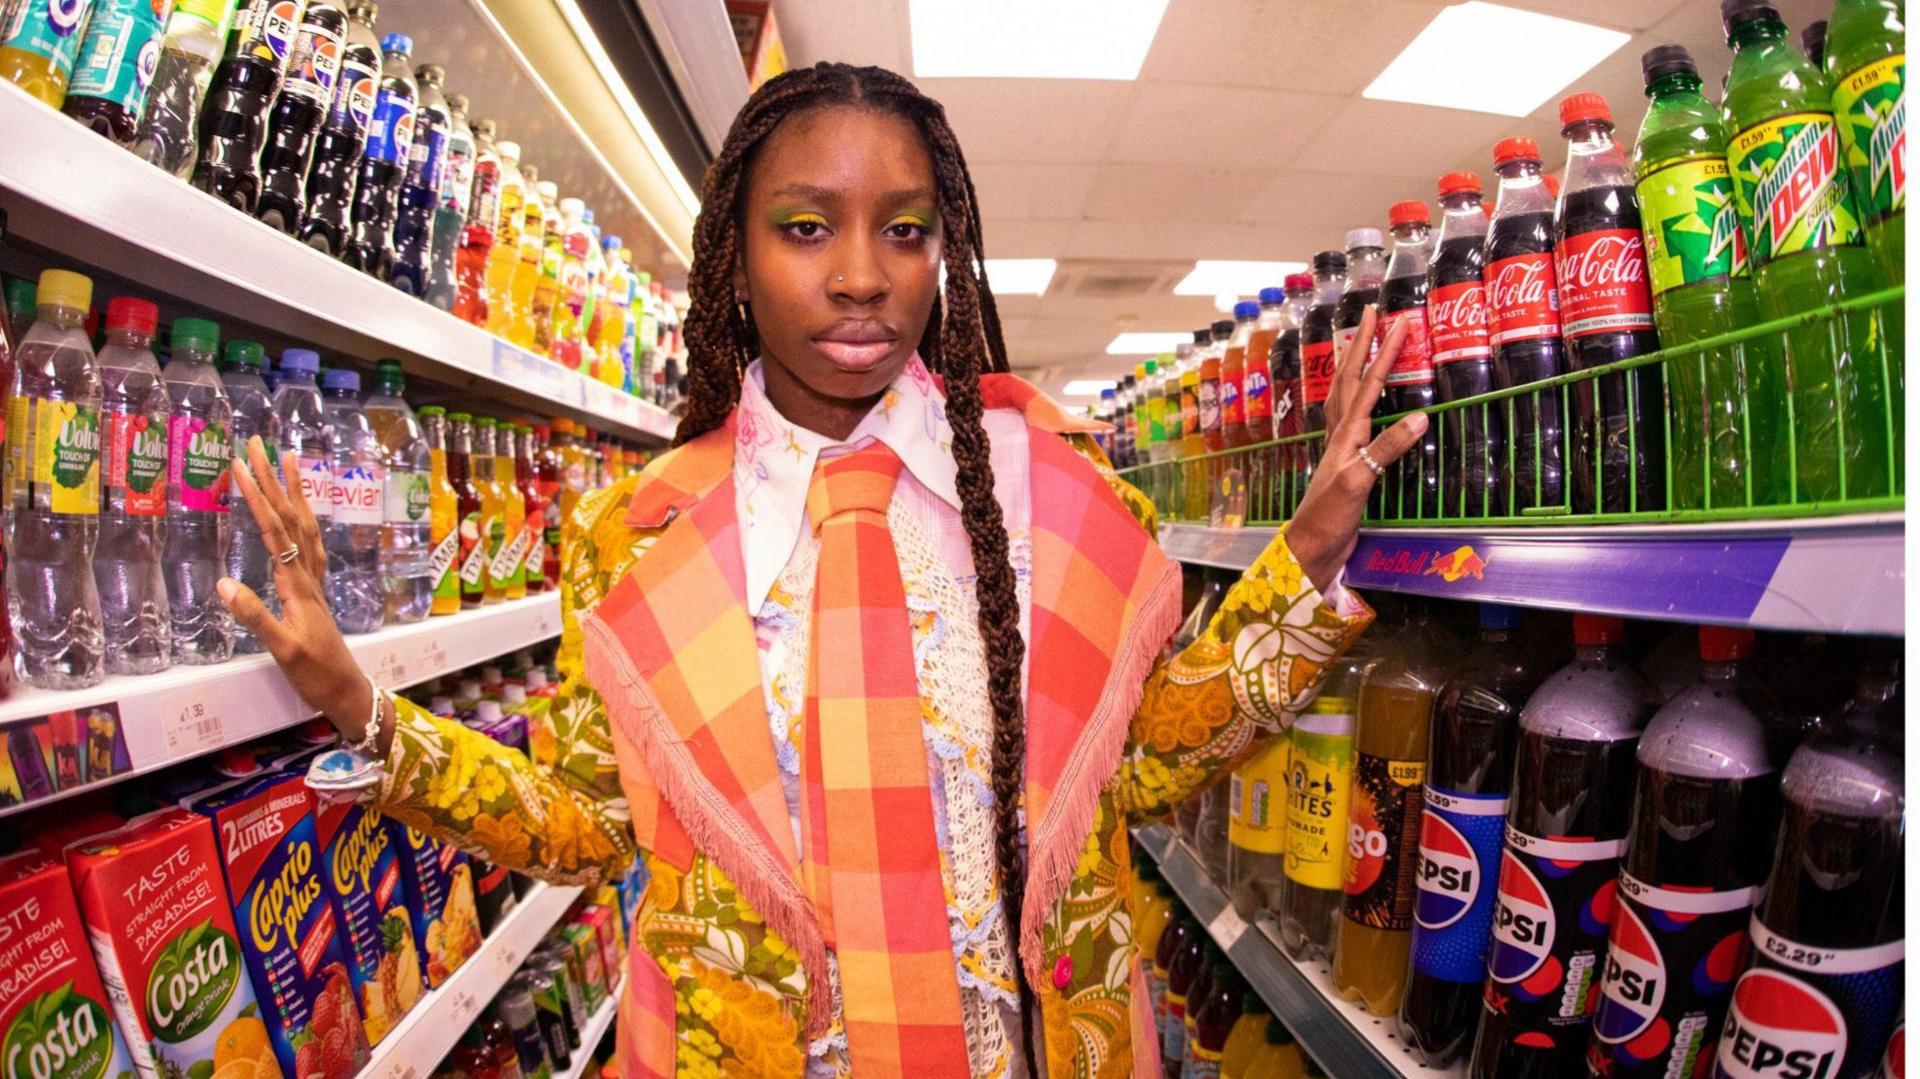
[
  {"x1": 1825, "y1": 0, "x2": 1904, "y2": 284},
  {"x1": 1634, "y1": 44, "x2": 1786, "y2": 510},
  {"x1": 1720, "y1": 0, "x2": 1893, "y2": 503}
]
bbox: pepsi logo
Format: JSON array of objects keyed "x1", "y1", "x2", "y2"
[
  {"x1": 1489, "y1": 850, "x2": 1555, "y2": 984},
  {"x1": 265, "y1": 1, "x2": 300, "y2": 58},
  {"x1": 1717, "y1": 968, "x2": 1846, "y2": 1079},
  {"x1": 1414, "y1": 812, "x2": 1479, "y2": 931},
  {"x1": 1595, "y1": 901, "x2": 1666, "y2": 1045}
]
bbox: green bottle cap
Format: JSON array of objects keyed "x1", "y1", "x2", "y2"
[
  {"x1": 419, "y1": 405, "x2": 446, "y2": 417},
  {"x1": 374, "y1": 358, "x2": 406, "y2": 393},
  {"x1": 449, "y1": 412, "x2": 471, "y2": 423},
  {"x1": 475, "y1": 416, "x2": 496, "y2": 428},
  {"x1": 3, "y1": 277, "x2": 34, "y2": 316},
  {"x1": 171, "y1": 317, "x2": 221, "y2": 352},
  {"x1": 223, "y1": 339, "x2": 264, "y2": 369}
]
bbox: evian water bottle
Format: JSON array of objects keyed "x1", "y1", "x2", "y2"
[
  {"x1": 272, "y1": 348, "x2": 332, "y2": 525},
  {"x1": 162, "y1": 318, "x2": 235, "y2": 664},
  {"x1": 321, "y1": 368, "x2": 383, "y2": 633}
]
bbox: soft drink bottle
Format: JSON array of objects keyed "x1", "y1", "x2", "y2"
[
  {"x1": 1469, "y1": 614, "x2": 1654, "y2": 1078},
  {"x1": 389, "y1": 60, "x2": 448, "y2": 298},
  {"x1": 419, "y1": 406, "x2": 457, "y2": 615},
  {"x1": 1094, "y1": 386, "x2": 1115, "y2": 458},
  {"x1": 1334, "y1": 600, "x2": 1461, "y2": 1017},
  {"x1": 1160, "y1": 352, "x2": 1185, "y2": 466},
  {"x1": 490, "y1": 422, "x2": 527, "y2": 599},
  {"x1": 1144, "y1": 355, "x2": 1169, "y2": 465},
  {"x1": 296, "y1": 0, "x2": 376, "y2": 255},
  {"x1": 1429, "y1": 173, "x2": 1504, "y2": 518},
  {"x1": 1399, "y1": 605, "x2": 1554, "y2": 1067},
  {"x1": 1278, "y1": 644, "x2": 1364, "y2": 964},
  {"x1": 531, "y1": 422, "x2": 561, "y2": 585},
  {"x1": 472, "y1": 417, "x2": 506, "y2": 603},
  {"x1": 1588, "y1": 627, "x2": 1781, "y2": 1077},
  {"x1": 93, "y1": 296, "x2": 172, "y2": 675},
  {"x1": 580, "y1": 215, "x2": 606, "y2": 378},
  {"x1": 8, "y1": 270, "x2": 105, "y2": 689},
  {"x1": 193, "y1": 0, "x2": 309, "y2": 212},
  {"x1": 340, "y1": 32, "x2": 414, "y2": 278},
  {"x1": 1713, "y1": 654, "x2": 1903, "y2": 1079},
  {"x1": 1825, "y1": 0, "x2": 1904, "y2": 285},
  {"x1": 1269, "y1": 274, "x2": 1313, "y2": 500},
  {"x1": 1721, "y1": 0, "x2": 1892, "y2": 503},
  {"x1": 319, "y1": 367, "x2": 383, "y2": 633},
  {"x1": 253, "y1": 1, "x2": 344, "y2": 232},
  {"x1": 1220, "y1": 302, "x2": 1257, "y2": 451},
  {"x1": 1334, "y1": 229, "x2": 1385, "y2": 382},
  {"x1": 1136, "y1": 869, "x2": 1175, "y2": 967},
  {"x1": 425, "y1": 89, "x2": 474, "y2": 311},
  {"x1": 495, "y1": 982, "x2": 550, "y2": 1079},
  {"x1": 1225, "y1": 723, "x2": 1287, "y2": 919},
  {"x1": 0, "y1": 0, "x2": 99, "y2": 107},
  {"x1": 1135, "y1": 359, "x2": 1160, "y2": 467},
  {"x1": 1634, "y1": 46, "x2": 1787, "y2": 512},
  {"x1": 446, "y1": 412, "x2": 484, "y2": 609},
  {"x1": 363, "y1": 359, "x2": 429, "y2": 623},
  {"x1": 160, "y1": 317, "x2": 234, "y2": 664},
  {"x1": 1487, "y1": 137, "x2": 1569, "y2": 512},
  {"x1": 131, "y1": 0, "x2": 237, "y2": 176},
  {"x1": 1803, "y1": 19, "x2": 1829, "y2": 66},
  {"x1": 1236, "y1": 1017, "x2": 1307, "y2": 1079},
  {"x1": 1162, "y1": 931, "x2": 1211, "y2": 1076},
  {"x1": 512, "y1": 422, "x2": 545, "y2": 594},
  {"x1": 1219, "y1": 989, "x2": 1272, "y2": 1079},
  {"x1": 63, "y1": 0, "x2": 175, "y2": 146},
  {"x1": 220, "y1": 339, "x2": 277, "y2": 653},
  {"x1": 454, "y1": 117, "x2": 499, "y2": 325},
  {"x1": 5, "y1": 277, "x2": 36, "y2": 347},
  {"x1": 488, "y1": 143, "x2": 529, "y2": 337},
  {"x1": 271, "y1": 348, "x2": 330, "y2": 522},
  {"x1": 550, "y1": 197, "x2": 589, "y2": 367},
  {"x1": 1152, "y1": 914, "x2": 1199, "y2": 1051},
  {"x1": 1381, "y1": 201, "x2": 1439, "y2": 517},
  {"x1": 596, "y1": 235, "x2": 630, "y2": 386},
  {"x1": 1187, "y1": 959, "x2": 1242, "y2": 1079},
  {"x1": 1197, "y1": 323, "x2": 1224, "y2": 455},
  {"x1": 1242, "y1": 288, "x2": 1284, "y2": 447},
  {"x1": 528, "y1": 179, "x2": 563, "y2": 354}
]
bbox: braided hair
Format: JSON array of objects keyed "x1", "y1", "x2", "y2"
[{"x1": 673, "y1": 63, "x2": 1037, "y2": 1068}]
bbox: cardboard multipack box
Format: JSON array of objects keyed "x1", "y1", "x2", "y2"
[
  {"x1": 0, "y1": 850, "x2": 137, "y2": 1079},
  {"x1": 304, "y1": 789, "x2": 425, "y2": 1047},
  {"x1": 393, "y1": 826, "x2": 481, "y2": 988}
]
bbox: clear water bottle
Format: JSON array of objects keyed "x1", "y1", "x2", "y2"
[
  {"x1": 162, "y1": 318, "x2": 235, "y2": 665},
  {"x1": 7, "y1": 270, "x2": 104, "y2": 689},
  {"x1": 222, "y1": 339, "x2": 280, "y2": 653},
  {"x1": 321, "y1": 368, "x2": 385, "y2": 633},
  {"x1": 94, "y1": 297, "x2": 172, "y2": 675},
  {"x1": 364, "y1": 359, "x2": 430, "y2": 623},
  {"x1": 131, "y1": 0, "x2": 238, "y2": 178},
  {"x1": 272, "y1": 348, "x2": 333, "y2": 524}
]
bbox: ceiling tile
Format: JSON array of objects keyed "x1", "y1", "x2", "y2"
[
  {"x1": 1080, "y1": 163, "x2": 1275, "y2": 221},
  {"x1": 967, "y1": 163, "x2": 1100, "y2": 219},
  {"x1": 1064, "y1": 218, "x2": 1298, "y2": 262},
  {"x1": 1294, "y1": 98, "x2": 1514, "y2": 182},
  {"x1": 1105, "y1": 83, "x2": 1342, "y2": 165},
  {"x1": 982, "y1": 218, "x2": 1077, "y2": 257},
  {"x1": 1139, "y1": 0, "x2": 1447, "y2": 95},
  {"x1": 919, "y1": 78, "x2": 1132, "y2": 163},
  {"x1": 774, "y1": 0, "x2": 910, "y2": 71}
]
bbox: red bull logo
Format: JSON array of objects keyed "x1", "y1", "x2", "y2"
[
  {"x1": 1414, "y1": 811, "x2": 1479, "y2": 931},
  {"x1": 1424, "y1": 544, "x2": 1490, "y2": 583},
  {"x1": 1596, "y1": 901, "x2": 1666, "y2": 1046},
  {"x1": 1717, "y1": 968, "x2": 1846, "y2": 1079},
  {"x1": 1490, "y1": 850, "x2": 1555, "y2": 985}
]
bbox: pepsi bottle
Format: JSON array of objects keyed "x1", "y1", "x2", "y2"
[
  {"x1": 193, "y1": 0, "x2": 309, "y2": 212},
  {"x1": 1590, "y1": 627, "x2": 1781, "y2": 1077},
  {"x1": 1430, "y1": 171, "x2": 1504, "y2": 517},
  {"x1": 1400, "y1": 605, "x2": 1555, "y2": 1068},
  {"x1": 1298, "y1": 251, "x2": 1345, "y2": 490},
  {"x1": 340, "y1": 33, "x2": 414, "y2": 278},
  {"x1": 389, "y1": 60, "x2": 449, "y2": 297},
  {"x1": 1715, "y1": 656, "x2": 1903, "y2": 1079},
  {"x1": 1381, "y1": 202, "x2": 1439, "y2": 517},
  {"x1": 256, "y1": 2, "x2": 347, "y2": 233},
  {"x1": 299, "y1": 0, "x2": 380, "y2": 256},
  {"x1": 1487, "y1": 137, "x2": 1568, "y2": 512},
  {"x1": 1470, "y1": 614, "x2": 1655, "y2": 1078}
]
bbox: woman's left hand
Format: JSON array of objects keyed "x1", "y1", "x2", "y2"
[{"x1": 1286, "y1": 305, "x2": 1429, "y2": 594}]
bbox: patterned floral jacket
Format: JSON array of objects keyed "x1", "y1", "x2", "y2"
[{"x1": 372, "y1": 377, "x2": 1370, "y2": 1078}]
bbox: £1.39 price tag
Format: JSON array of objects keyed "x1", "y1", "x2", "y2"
[{"x1": 162, "y1": 699, "x2": 225, "y2": 757}]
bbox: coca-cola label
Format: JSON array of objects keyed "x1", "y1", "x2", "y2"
[
  {"x1": 1301, "y1": 341, "x2": 1336, "y2": 407},
  {"x1": 1556, "y1": 228, "x2": 1655, "y2": 339},
  {"x1": 1638, "y1": 156, "x2": 1751, "y2": 296},
  {"x1": 1729, "y1": 113, "x2": 1866, "y2": 265},
  {"x1": 1381, "y1": 307, "x2": 1433, "y2": 386},
  {"x1": 1428, "y1": 280, "x2": 1493, "y2": 365},
  {"x1": 1485, "y1": 252, "x2": 1561, "y2": 346}
]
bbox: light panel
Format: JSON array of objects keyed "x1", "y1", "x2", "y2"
[
  {"x1": 1063, "y1": 379, "x2": 1117, "y2": 396},
  {"x1": 1106, "y1": 332, "x2": 1191, "y2": 355},
  {"x1": 1173, "y1": 260, "x2": 1307, "y2": 297},
  {"x1": 983, "y1": 258, "x2": 1057, "y2": 295},
  {"x1": 1362, "y1": 2, "x2": 1629, "y2": 118},
  {"x1": 909, "y1": 0, "x2": 1172, "y2": 80}
]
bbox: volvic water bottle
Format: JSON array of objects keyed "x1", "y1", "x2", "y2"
[
  {"x1": 363, "y1": 359, "x2": 430, "y2": 623},
  {"x1": 94, "y1": 297, "x2": 172, "y2": 675},
  {"x1": 271, "y1": 349, "x2": 332, "y2": 525},
  {"x1": 162, "y1": 318, "x2": 235, "y2": 664},
  {"x1": 222, "y1": 339, "x2": 280, "y2": 653},
  {"x1": 321, "y1": 368, "x2": 384, "y2": 633}
]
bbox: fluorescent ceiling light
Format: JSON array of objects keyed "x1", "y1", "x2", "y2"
[
  {"x1": 1063, "y1": 379, "x2": 1116, "y2": 397},
  {"x1": 1363, "y1": 2, "x2": 1629, "y2": 117},
  {"x1": 984, "y1": 259, "x2": 1057, "y2": 295},
  {"x1": 909, "y1": 0, "x2": 1172, "y2": 79},
  {"x1": 1174, "y1": 261, "x2": 1308, "y2": 297},
  {"x1": 1107, "y1": 332, "x2": 1191, "y2": 355}
]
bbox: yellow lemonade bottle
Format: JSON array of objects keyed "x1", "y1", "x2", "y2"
[
  {"x1": 506, "y1": 165, "x2": 546, "y2": 349},
  {"x1": 420, "y1": 407, "x2": 461, "y2": 616},
  {"x1": 472, "y1": 417, "x2": 506, "y2": 604},
  {"x1": 484, "y1": 140, "x2": 526, "y2": 338}
]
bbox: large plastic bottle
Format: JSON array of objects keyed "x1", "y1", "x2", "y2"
[
  {"x1": 425, "y1": 89, "x2": 473, "y2": 311},
  {"x1": 271, "y1": 348, "x2": 331, "y2": 523},
  {"x1": 490, "y1": 423, "x2": 527, "y2": 599},
  {"x1": 1242, "y1": 289, "x2": 1284, "y2": 449},
  {"x1": 93, "y1": 297, "x2": 171, "y2": 675},
  {"x1": 0, "y1": 0, "x2": 99, "y2": 107},
  {"x1": 1721, "y1": 0, "x2": 1892, "y2": 503},
  {"x1": 132, "y1": 0, "x2": 239, "y2": 177},
  {"x1": 7, "y1": 270, "x2": 104, "y2": 689},
  {"x1": 453, "y1": 117, "x2": 499, "y2": 325},
  {"x1": 1381, "y1": 202, "x2": 1439, "y2": 517},
  {"x1": 1278, "y1": 646, "x2": 1365, "y2": 963},
  {"x1": 548, "y1": 197, "x2": 589, "y2": 368},
  {"x1": 595, "y1": 235, "x2": 630, "y2": 387},
  {"x1": 1297, "y1": 252, "x2": 1345, "y2": 488},
  {"x1": 419, "y1": 406, "x2": 459, "y2": 616},
  {"x1": 254, "y1": 1, "x2": 346, "y2": 233},
  {"x1": 1226, "y1": 725, "x2": 1288, "y2": 920},
  {"x1": 193, "y1": 0, "x2": 310, "y2": 212},
  {"x1": 320, "y1": 367, "x2": 383, "y2": 633},
  {"x1": 363, "y1": 360, "x2": 429, "y2": 624},
  {"x1": 220, "y1": 339, "x2": 278, "y2": 653},
  {"x1": 63, "y1": 0, "x2": 174, "y2": 145},
  {"x1": 1334, "y1": 601, "x2": 1461, "y2": 1017},
  {"x1": 1486, "y1": 138, "x2": 1569, "y2": 512},
  {"x1": 160, "y1": 317, "x2": 234, "y2": 664},
  {"x1": 1333, "y1": 229, "x2": 1386, "y2": 389},
  {"x1": 1219, "y1": 302, "x2": 1256, "y2": 451},
  {"x1": 340, "y1": 32, "x2": 414, "y2": 279},
  {"x1": 1268, "y1": 275, "x2": 1314, "y2": 502},
  {"x1": 1824, "y1": 0, "x2": 1905, "y2": 284},
  {"x1": 484, "y1": 140, "x2": 526, "y2": 336},
  {"x1": 1428, "y1": 172, "x2": 1503, "y2": 517},
  {"x1": 506, "y1": 165, "x2": 547, "y2": 349},
  {"x1": 389, "y1": 60, "x2": 448, "y2": 298},
  {"x1": 297, "y1": 0, "x2": 378, "y2": 256}
]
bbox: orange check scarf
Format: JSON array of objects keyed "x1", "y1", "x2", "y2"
[{"x1": 798, "y1": 445, "x2": 971, "y2": 1074}]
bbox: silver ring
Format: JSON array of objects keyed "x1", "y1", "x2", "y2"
[
  {"x1": 277, "y1": 543, "x2": 301, "y2": 565},
  {"x1": 1357, "y1": 447, "x2": 1385, "y2": 477}
]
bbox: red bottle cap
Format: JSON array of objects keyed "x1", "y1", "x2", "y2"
[
  {"x1": 1438, "y1": 171, "x2": 1482, "y2": 197},
  {"x1": 1493, "y1": 136, "x2": 1542, "y2": 165},
  {"x1": 105, "y1": 296, "x2": 157, "y2": 335},
  {"x1": 1559, "y1": 91, "x2": 1613, "y2": 129},
  {"x1": 1698, "y1": 625, "x2": 1755, "y2": 662},
  {"x1": 1283, "y1": 272, "x2": 1314, "y2": 291},
  {"x1": 1573, "y1": 614, "x2": 1625, "y2": 646},
  {"x1": 1388, "y1": 200, "x2": 1430, "y2": 226}
]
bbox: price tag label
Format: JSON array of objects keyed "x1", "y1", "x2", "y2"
[
  {"x1": 163, "y1": 700, "x2": 224, "y2": 757},
  {"x1": 1209, "y1": 903, "x2": 1249, "y2": 952},
  {"x1": 367, "y1": 645, "x2": 408, "y2": 689},
  {"x1": 417, "y1": 638, "x2": 447, "y2": 680},
  {"x1": 532, "y1": 603, "x2": 557, "y2": 639}
]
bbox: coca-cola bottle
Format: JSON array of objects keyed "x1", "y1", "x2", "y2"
[
  {"x1": 1555, "y1": 92, "x2": 1664, "y2": 514},
  {"x1": 1486, "y1": 137, "x2": 1567, "y2": 512},
  {"x1": 1429, "y1": 171, "x2": 1504, "y2": 518},
  {"x1": 1381, "y1": 201, "x2": 1438, "y2": 517},
  {"x1": 1267, "y1": 273, "x2": 1313, "y2": 506},
  {"x1": 256, "y1": 2, "x2": 348, "y2": 234},
  {"x1": 298, "y1": 0, "x2": 380, "y2": 256},
  {"x1": 1334, "y1": 228, "x2": 1385, "y2": 383},
  {"x1": 1298, "y1": 250, "x2": 1345, "y2": 490}
]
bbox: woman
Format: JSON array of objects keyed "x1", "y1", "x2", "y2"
[{"x1": 219, "y1": 63, "x2": 1426, "y2": 1079}]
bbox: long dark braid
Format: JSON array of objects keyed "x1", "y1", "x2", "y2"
[{"x1": 673, "y1": 63, "x2": 1039, "y2": 1070}]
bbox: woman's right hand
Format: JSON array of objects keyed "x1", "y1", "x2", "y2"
[{"x1": 217, "y1": 437, "x2": 378, "y2": 739}]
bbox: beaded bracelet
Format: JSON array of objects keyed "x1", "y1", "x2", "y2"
[{"x1": 348, "y1": 676, "x2": 392, "y2": 758}]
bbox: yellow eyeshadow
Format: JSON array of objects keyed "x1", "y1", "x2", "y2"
[{"x1": 772, "y1": 210, "x2": 827, "y2": 226}]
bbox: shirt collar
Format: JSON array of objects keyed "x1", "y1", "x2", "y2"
[{"x1": 733, "y1": 353, "x2": 959, "y2": 613}]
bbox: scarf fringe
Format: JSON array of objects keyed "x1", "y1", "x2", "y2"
[
  {"x1": 581, "y1": 610, "x2": 838, "y2": 1039},
  {"x1": 1017, "y1": 555, "x2": 1184, "y2": 981}
]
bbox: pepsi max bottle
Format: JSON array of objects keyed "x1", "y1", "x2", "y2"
[
  {"x1": 1470, "y1": 614, "x2": 1655, "y2": 1078},
  {"x1": 1382, "y1": 202, "x2": 1439, "y2": 517},
  {"x1": 1400, "y1": 605, "x2": 1554, "y2": 1068},
  {"x1": 1715, "y1": 656, "x2": 1903, "y2": 1079},
  {"x1": 193, "y1": 0, "x2": 310, "y2": 212},
  {"x1": 256, "y1": 2, "x2": 346, "y2": 233},
  {"x1": 1487, "y1": 138, "x2": 1568, "y2": 512},
  {"x1": 1430, "y1": 172, "x2": 1504, "y2": 517},
  {"x1": 390, "y1": 61, "x2": 449, "y2": 297},
  {"x1": 1591, "y1": 627, "x2": 1781, "y2": 1077},
  {"x1": 299, "y1": 0, "x2": 380, "y2": 256},
  {"x1": 341, "y1": 33, "x2": 414, "y2": 278},
  {"x1": 1298, "y1": 250, "x2": 1345, "y2": 489}
]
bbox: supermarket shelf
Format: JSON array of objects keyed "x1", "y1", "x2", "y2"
[
  {"x1": 0, "y1": 593, "x2": 562, "y2": 818},
  {"x1": 1133, "y1": 824, "x2": 1458, "y2": 1079},
  {"x1": 364, "y1": 881, "x2": 585, "y2": 1079},
  {"x1": 1159, "y1": 515, "x2": 1904, "y2": 635},
  {"x1": 0, "y1": 82, "x2": 677, "y2": 444},
  {"x1": 559, "y1": 993, "x2": 623, "y2": 1079}
]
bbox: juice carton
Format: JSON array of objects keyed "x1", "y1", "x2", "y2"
[
  {"x1": 65, "y1": 809, "x2": 282, "y2": 1079},
  {"x1": 556, "y1": 923, "x2": 607, "y2": 1012},
  {"x1": 185, "y1": 774, "x2": 371, "y2": 1078},
  {"x1": 394, "y1": 826, "x2": 482, "y2": 988},
  {"x1": 0, "y1": 850, "x2": 137, "y2": 1079},
  {"x1": 573, "y1": 904, "x2": 622, "y2": 997},
  {"x1": 304, "y1": 790, "x2": 425, "y2": 1047}
]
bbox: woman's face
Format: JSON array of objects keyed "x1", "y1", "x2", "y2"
[{"x1": 738, "y1": 105, "x2": 943, "y2": 437}]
